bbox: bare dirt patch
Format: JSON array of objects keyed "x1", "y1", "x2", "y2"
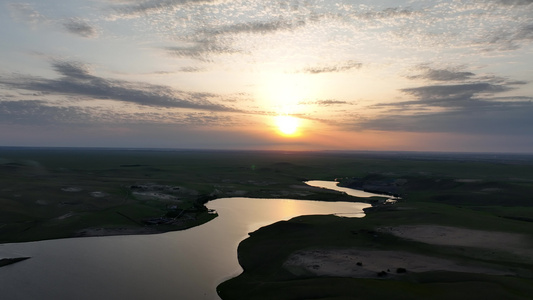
[
  {"x1": 377, "y1": 225, "x2": 533, "y2": 258},
  {"x1": 284, "y1": 248, "x2": 511, "y2": 278},
  {"x1": 61, "y1": 187, "x2": 82, "y2": 192},
  {"x1": 90, "y1": 191, "x2": 109, "y2": 198}
]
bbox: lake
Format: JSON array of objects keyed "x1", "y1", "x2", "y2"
[{"x1": 0, "y1": 182, "x2": 372, "y2": 300}]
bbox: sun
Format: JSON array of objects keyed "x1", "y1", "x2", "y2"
[{"x1": 275, "y1": 115, "x2": 300, "y2": 136}]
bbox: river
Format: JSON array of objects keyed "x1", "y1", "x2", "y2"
[{"x1": 0, "y1": 182, "x2": 373, "y2": 300}]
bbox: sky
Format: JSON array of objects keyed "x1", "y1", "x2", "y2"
[{"x1": 1, "y1": 0, "x2": 532, "y2": 152}]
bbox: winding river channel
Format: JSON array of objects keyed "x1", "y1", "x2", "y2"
[{"x1": 0, "y1": 181, "x2": 386, "y2": 300}]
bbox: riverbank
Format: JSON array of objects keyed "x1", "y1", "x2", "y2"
[{"x1": 217, "y1": 158, "x2": 533, "y2": 299}]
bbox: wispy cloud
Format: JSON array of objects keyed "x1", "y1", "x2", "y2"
[
  {"x1": 357, "y1": 102, "x2": 533, "y2": 135},
  {"x1": 300, "y1": 61, "x2": 362, "y2": 74},
  {"x1": 355, "y1": 69, "x2": 533, "y2": 135},
  {"x1": 7, "y1": 3, "x2": 47, "y2": 27},
  {"x1": 110, "y1": 0, "x2": 221, "y2": 18},
  {"x1": 401, "y1": 83, "x2": 512, "y2": 103},
  {"x1": 165, "y1": 40, "x2": 237, "y2": 61},
  {"x1": 201, "y1": 19, "x2": 307, "y2": 37},
  {"x1": 495, "y1": 0, "x2": 533, "y2": 6},
  {"x1": 299, "y1": 99, "x2": 349, "y2": 106},
  {"x1": 482, "y1": 23, "x2": 533, "y2": 50},
  {"x1": 63, "y1": 18, "x2": 98, "y2": 38},
  {"x1": 164, "y1": 17, "x2": 312, "y2": 61},
  {"x1": 0, "y1": 99, "x2": 238, "y2": 127},
  {"x1": 0, "y1": 60, "x2": 237, "y2": 112},
  {"x1": 407, "y1": 67, "x2": 475, "y2": 82}
]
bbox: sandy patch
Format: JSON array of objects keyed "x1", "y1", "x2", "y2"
[
  {"x1": 378, "y1": 225, "x2": 533, "y2": 258},
  {"x1": 480, "y1": 188, "x2": 503, "y2": 192},
  {"x1": 56, "y1": 212, "x2": 75, "y2": 220},
  {"x1": 455, "y1": 179, "x2": 482, "y2": 183},
  {"x1": 132, "y1": 191, "x2": 180, "y2": 201},
  {"x1": 284, "y1": 248, "x2": 511, "y2": 278},
  {"x1": 284, "y1": 225, "x2": 533, "y2": 279},
  {"x1": 61, "y1": 187, "x2": 82, "y2": 192},
  {"x1": 90, "y1": 191, "x2": 108, "y2": 198}
]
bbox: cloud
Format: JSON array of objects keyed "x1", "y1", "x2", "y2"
[
  {"x1": 0, "y1": 100, "x2": 92, "y2": 125},
  {"x1": 179, "y1": 66, "x2": 205, "y2": 72},
  {"x1": 111, "y1": 0, "x2": 220, "y2": 18},
  {"x1": 299, "y1": 100, "x2": 349, "y2": 106},
  {"x1": 401, "y1": 83, "x2": 512, "y2": 102},
  {"x1": 201, "y1": 19, "x2": 307, "y2": 37},
  {"x1": 165, "y1": 17, "x2": 311, "y2": 61},
  {"x1": 165, "y1": 40, "x2": 237, "y2": 61},
  {"x1": 0, "y1": 60, "x2": 237, "y2": 112},
  {"x1": 357, "y1": 68, "x2": 533, "y2": 135},
  {"x1": 8, "y1": 3, "x2": 99, "y2": 38},
  {"x1": 408, "y1": 67, "x2": 475, "y2": 82},
  {"x1": 483, "y1": 23, "x2": 533, "y2": 50},
  {"x1": 357, "y1": 102, "x2": 533, "y2": 135},
  {"x1": 356, "y1": 7, "x2": 421, "y2": 20},
  {"x1": 373, "y1": 66, "x2": 530, "y2": 113},
  {"x1": 63, "y1": 18, "x2": 99, "y2": 38},
  {"x1": 300, "y1": 60, "x2": 362, "y2": 74},
  {"x1": 0, "y1": 99, "x2": 238, "y2": 128},
  {"x1": 495, "y1": 0, "x2": 533, "y2": 5},
  {"x1": 7, "y1": 3, "x2": 47, "y2": 26},
  {"x1": 52, "y1": 60, "x2": 94, "y2": 79}
]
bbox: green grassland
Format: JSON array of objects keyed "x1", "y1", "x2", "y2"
[
  {"x1": 0, "y1": 148, "x2": 388, "y2": 243},
  {"x1": 1, "y1": 148, "x2": 533, "y2": 299},
  {"x1": 213, "y1": 152, "x2": 533, "y2": 300}
]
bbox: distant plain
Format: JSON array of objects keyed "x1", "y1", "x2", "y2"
[{"x1": 1, "y1": 147, "x2": 533, "y2": 299}]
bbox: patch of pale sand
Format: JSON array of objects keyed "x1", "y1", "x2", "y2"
[
  {"x1": 455, "y1": 179, "x2": 482, "y2": 183},
  {"x1": 480, "y1": 188, "x2": 503, "y2": 192},
  {"x1": 56, "y1": 212, "x2": 75, "y2": 220},
  {"x1": 284, "y1": 248, "x2": 512, "y2": 278},
  {"x1": 61, "y1": 187, "x2": 82, "y2": 192},
  {"x1": 378, "y1": 225, "x2": 533, "y2": 258},
  {"x1": 90, "y1": 191, "x2": 108, "y2": 198},
  {"x1": 132, "y1": 191, "x2": 180, "y2": 201}
]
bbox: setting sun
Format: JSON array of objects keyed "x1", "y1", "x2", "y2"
[{"x1": 275, "y1": 115, "x2": 300, "y2": 137}]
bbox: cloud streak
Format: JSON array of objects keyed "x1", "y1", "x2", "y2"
[
  {"x1": 0, "y1": 99, "x2": 238, "y2": 128},
  {"x1": 355, "y1": 68, "x2": 533, "y2": 135},
  {"x1": 111, "y1": 0, "x2": 221, "y2": 18},
  {"x1": 63, "y1": 18, "x2": 98, "y2": 38},
  {"x1": 300, "y1": 61, "x2": 362, "y2": 74},
  {"x1": 0, "y1": 60, "x2": 237, "y2": 112},
  {"x1": 7, "y1": 3, "x2": 48, "y2": 27},
  {"x1": 408, "y1": 67, "x2": 475, "y2": 82}
]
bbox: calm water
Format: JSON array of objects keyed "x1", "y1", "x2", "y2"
[
  {"x1": 305, "y1": 180, "x2": 393, "y2": 198},
  {"x1": 0, "y1": 195, "x2": 371, "y2": 300}
]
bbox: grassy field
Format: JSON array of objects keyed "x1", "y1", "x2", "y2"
[
  {"x1": 212, "y1": 151, "x2": 533, "y2": 300},
  {"x1": 1, "y1": 147, "x2": 533, "y2": 299},
  {"x1": 0, "y1": 147, "x2": 391, "y2": 243}
]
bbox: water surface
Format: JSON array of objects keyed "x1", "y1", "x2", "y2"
[
  {"x1": 305, "y1": 180, "x2": 392, "y2": 198},
  {"x1": 0, "y1": 197, "x2": 370, "y2": 300}
]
